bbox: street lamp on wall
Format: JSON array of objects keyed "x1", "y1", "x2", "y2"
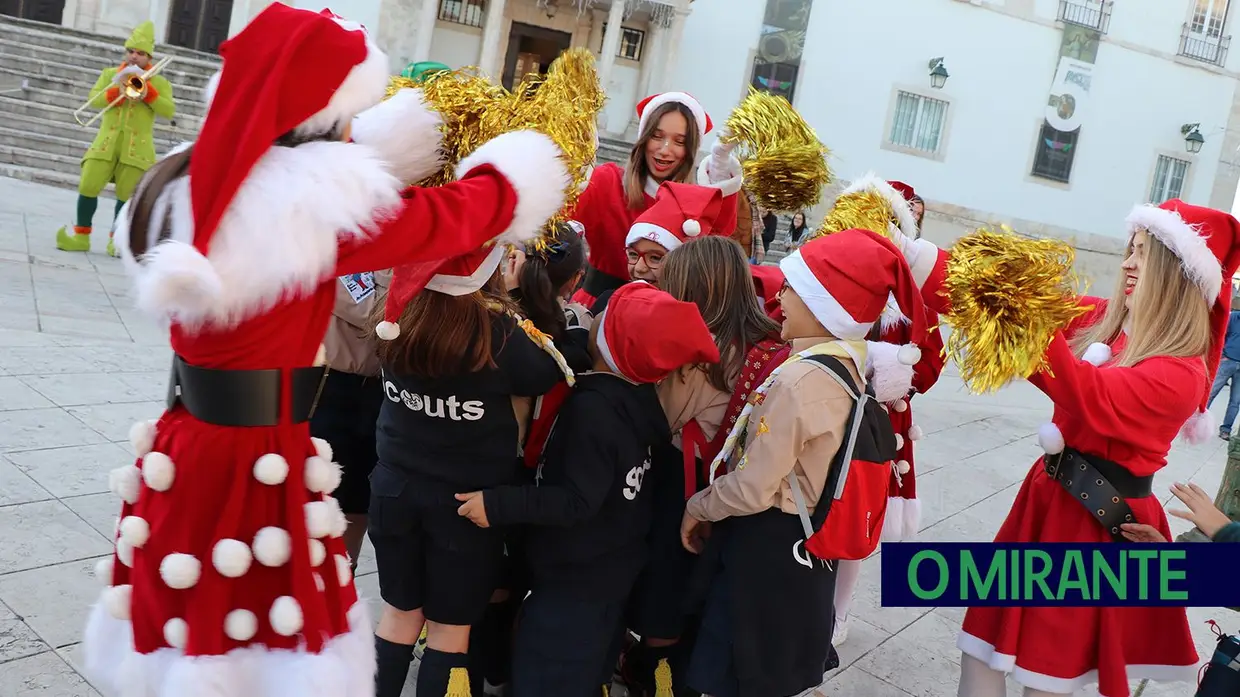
[
  {"x1": 1182, "y1": 123, "x2": 1205, "y2": 154},
  {"x1": 928, "y1": 58, "x2": 949, "y2": 89}
]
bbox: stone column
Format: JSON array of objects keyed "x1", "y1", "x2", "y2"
[
  {"x1": 595, "y1": 0, "x2": 626, "y2": 133},
  {"x1": 410, "y1": 0, "x2": 440, "y2": 64},
  {"x1": 477, "y1": 0, "x2": 508, "y2": 77},
  {"x1": 655, "y1": 6, "x2": 689, "y2": 94},
  {"x1": 625, "y1": 13, "x2": 666, "y2": 138}
]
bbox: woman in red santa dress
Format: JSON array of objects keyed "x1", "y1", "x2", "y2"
[
  {"x1": 85, "y1": 4, "x2": 570, "y2": 697},
  {"x1": 568, "y1": 91, "x2": 744, "y2": 307},
  {"x1": 893, "y1": 200, "x2": 1240, "y2": 697}
]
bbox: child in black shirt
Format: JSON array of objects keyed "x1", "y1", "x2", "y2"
[
  {"x1": 455, "y1": 281, "x2": 721, "y2": 697},
  {"x1": 368, "y1": 242, "x2": 568, "y2": 697}
]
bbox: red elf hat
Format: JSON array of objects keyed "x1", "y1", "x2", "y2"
[
  {"x1": 375, "y1": 244, "x2": 508, "y2": 340},
  {"x1": 636, "y1": 91, "x2": 712, "y2": 139},
  {"x1": 888, "y1": 180, "x2": 916, "y2": 202},
  {"x1": 595, "y1": 281, "x2": 720, "y2": 383},
  {"x1": 1125, "y1": 199, "x2": 1240, "y2": 443},
  {"x1": 624, "y1": 182, "x2": 725, "y2": 252},
  {"x1": 779, "y1": 228, "x2": 927, "y2": 365}
]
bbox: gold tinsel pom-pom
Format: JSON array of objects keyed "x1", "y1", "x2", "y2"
[
  {"x1": 720, "y1": 88, "x2": 832, "y2": 213},
  {"x1": 382, "y1": 49, "x2": 605, "y2": 249},
  {"x1": 943, "y1": 226, "x2": 1091, "y2": 394},
  {"x1": 810, "y1": 188, "x2": 895, "y2": 241}
]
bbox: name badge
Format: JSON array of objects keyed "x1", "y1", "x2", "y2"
[{"x1": 340, "y1": 272, "x2": 375, "y2": 304}]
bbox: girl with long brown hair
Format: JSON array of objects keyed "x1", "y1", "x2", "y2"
[
  {"x1": 893, "y1": 200, "x2": 1240, "y2": 697},
  {"x1": 567, "y1": 92, "x2": 745, "y2": 307}
]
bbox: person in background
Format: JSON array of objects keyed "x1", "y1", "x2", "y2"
[
  {"x1": 311, "y1": 270, "x2": 391, "y2": 572},
  {"x1": 760, "y1": 207, "x2": 779, "y2": 254},
  {"x1": 788, "y1": 211, "x2": 809, "y2": 247},
  {"x1": 732, "y1": 186, "x2": 765, "y2": 265},
  {"x1": 1120, "y1": 481, "x2": 1239, "y2": 543},
  {"x1": 909, "y1": 195, "x2": 926, "y2": 235},
  {"x1": 1206, "y1": 291, "x2": 1240, "y2": 440}
]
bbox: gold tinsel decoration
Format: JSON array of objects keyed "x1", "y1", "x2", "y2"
[
  {"x1": 809, "y1": 188, "x2": 895, "y2": 241},
  {"x1": 382, "y1": 49, "x2": 605, "y2": 249},
  {"x1": 719, "y1": 88, "x2": 832, "y2": 213},
  {"x1": 942, "y1": 225, "x2": 1092, "y2": 394}
]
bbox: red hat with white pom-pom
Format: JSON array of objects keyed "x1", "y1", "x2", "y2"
[
  {"x1": 595, "y1": 281, "x2": 721, "y2": 384},
  {"x1": 780, "y1": 228, "x2": 927, "y2": 366},
  {"x1": 624, "y1": 181, "x2": 726, "y2": 253},
  {"x1": 375, "y1": 243, "x2": 507, "y2": 340}
]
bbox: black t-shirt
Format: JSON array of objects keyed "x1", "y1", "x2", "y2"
[{"x1": 375, "y1": 314, "x2": 565, "y2": 491}]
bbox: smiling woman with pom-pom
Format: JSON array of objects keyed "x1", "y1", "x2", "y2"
[{"x1": 893, "y1": 201, "x2": 1240, "y2": 697}]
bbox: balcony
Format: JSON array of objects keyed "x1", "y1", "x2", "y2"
[
  {"x1": 1057, "y1": 0, "x2": 1112, "y2": 33},
  {"x1": 1179, "y1": 23, "x2": 1231, "y2": 66}
]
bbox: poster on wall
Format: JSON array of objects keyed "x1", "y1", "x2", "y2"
[{"x1": 1045, "y1": 57, "x2": 1093, "y2": 133}]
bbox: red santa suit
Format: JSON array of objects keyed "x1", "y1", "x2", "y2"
[
  {"x1": 568, "y1": 92, "x2": 743, "y2": 306},
  {"x1": 83, "y1": 5, "x2": 569, "y2": 697},
  {"x1": 899, "y1": 200, "x2": 1240, "y2": 697}
]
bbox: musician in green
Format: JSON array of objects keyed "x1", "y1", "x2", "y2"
[{"x1": 56, "y1": 20, "x2": 175, "y2": 257}]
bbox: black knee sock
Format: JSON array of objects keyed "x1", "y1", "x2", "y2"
[
  {"x1": 419, "y1": 647, "x2": 470, "y2": 697},
  {"x1": 467, "y1": 599, "x2": 519, "y2": 695},
  {"x1": 486, "y1": 597, "x2": 520, "y2": 685},
  {"x1": 375, "y1": 636, "x2": 415, "y2": 697},
  {"x1": 114, "y1": 198, "x2": 125, "y2": 220}
]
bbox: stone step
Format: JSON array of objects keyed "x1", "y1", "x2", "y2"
[
  {"x1": 0, "y1": 160, "x2": 88, "y2": 193},
  {"x1": 0, "y1": 68, "x2": 208, "y2": 124},
  {"x1": 3, "y1": 50, "x2": 213, "y2": 93},
  {"x1": 0, "y1": 124, "x2": 186, "y2": 163},
  {"x1": 0, "y1": 38, "x2": 219, "y2": 86},
  {"x1": 0, "y1": 139, "x2": 81, "y2": 177},
  {"x1": 0, "y1": 13, "x2": 221, "y2": 66},
  {"x1": 1, "y1": 108, "x2": 188, "y2": 150}
]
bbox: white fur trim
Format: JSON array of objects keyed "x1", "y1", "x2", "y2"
[
  {"x1": 253, "y1": 453, "x2": 289, "y2": 486},
  {"x1": 295, "y1": 29, "x2": 390, "y2": 137},
  {"x1": 595, "y1": 309, "x2": 620, "y2": 374},
  {"x1": 224, "y1": 609, "x2": 258, "y2": 641},
  {"x1": 1038, "y1": 422, "x2": 1065, "y2": 454},
  {"x1": 128, "y1": 419, "x2": 157, "y2": 457},
  {"x1": 1081, "y1": 342, "x2": 1113, "y2": 367},
  {"x1": 119, "y1": 516, "x2": 150, "y2": 548},
  {"x1": 94, "y1": 557, "x2": 114, "y2": 585},
  {"x1": 327, "y1": 497, "x2": 348, "y2": 538},
  {"x1": 427, "y1": 243, "x2": 507, "y2": 296},
  {"x1": 309, "y1": 539, "x2": 327, "y2": 567},
  {"x1": 305, "y1": 456, "x2": 340, "y2": 494},
  {"x1": 159, "y1": 553, "x2": 201, "y2": 590},
  {"x1": 116, "y1": 540, "x2": 134, "y2": 568},
  {"x1": 695, "y1": 151, "x2": 744, "y2": 197},
  {"x1": 375, "y1": 321, "x2": 400, "y2": 340},
  {"x1": 212, "y1": 539, "x2": 253, "y2": 578},
  {"x1": 897, "y1": 343, "x2": 922, "y2": 366},
  {"x1": 779, "y1": 249, "x2": 874, "y2": 340},
  {"x1": 879, "y1": 293, "x2": 910, "y2": 332},
  {"x1": 305, "y1": 501, "x2": 335, "y2": 539},
  {"x1": 163, "y1": 618, "x2": 188, "y2": 649},
  {"x1": 894, "y1": 433, "x2": 905, "y2": 450},
  {"x1": 103, "y1": 584, "x2": 131, "y2": 620},
  {"x1": 311, "y1": 437, "x2": 333, "y2": 462},
  {"x1": 907, "y1": 238, "x2": 940, "y2": 289},
  {"x1": 335, "y1": 554, "x2": 352, "y2": 586},
  {"x1": 116, "y1": 141, "x2": 405, "y2": 330},
  {"x1": 840, "y1": 173, "x2": 918, "y2": 240},
  {"x1": 639, "y1": 91, "x2": 708, "y2": 138},
  {"x1": 1179, "y1": 408, "x2": 1216, "y2": 445},
  {"x1": 109, "y1": 464, "x2": 141, "y2": 505},
  {"x1": 957, "y1": 631, "x2": 1198, "y2": 695},
  {"x1": 625, "y1": 222, "x2": 682, "y2": 251},
  {"x1": 1126, "y1": 204, "x2": 1221, "y2": 302},
  {"x1": 909, "y1": 423, "x2": 923, "y2": 441},
  {"x1": 84, "y1": 598, "x2": 375, "y2": 697},
  {"x1": 865, "y1": 341, "x2": 914, "y2": 403},
  {"x1": 350, "y1": 88, "x2": 445, "y2": 185},
  {"x1": 456, "y1": 130, "x2": 569, "y2": 244},
  {"x1": 253, "y1": 526, "x2": 292, "y2": 567},
  {"x1": 881, "y1": 497, "x2": 922, "y2": 542},
  {"x1": 142, "y1": 451, "x2": 175, "y2": 492}
]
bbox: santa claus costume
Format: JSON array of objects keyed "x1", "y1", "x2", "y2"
[
  {"x1": 568, "y1": 92, "x2": 743, "y2": 307},
  {"x1": 83, "y1": 4, "x2": 569, "y2": 697},
  {"x1": 896, "y1": 199, "x2": 1240, "y2": 696}
]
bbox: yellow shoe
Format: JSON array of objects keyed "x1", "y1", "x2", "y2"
[
  {"x1": 55, "y1": 225, "x2": 92, "y2": 252},
  {"x1": 653, "y1": 658, "x2": 674, "y2": 697},
  {"x1": 445, "y1": 666, "x2": 472, "y2": 697},
  {"x1": 106, "y1": 236, "x2": 119, "y2": 258}
]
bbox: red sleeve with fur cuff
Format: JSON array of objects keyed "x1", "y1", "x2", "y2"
[
  {"x1": 143, "y1": 85, "x2": 160, "y2": 104},
  {"x1": 105, "y1": 86, "x2": 121, "y2": 104}
]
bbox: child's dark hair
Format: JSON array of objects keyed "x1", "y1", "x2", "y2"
[{"x1": 515, "y1": 221, "x2": 585, "y2": 341}]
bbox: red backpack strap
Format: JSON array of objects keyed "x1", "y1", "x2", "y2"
[{"x1": 523, "y1": 382, "x2": 572, "y2": 468}]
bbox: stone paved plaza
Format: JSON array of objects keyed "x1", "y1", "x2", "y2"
[{"x1": 0, "y1": 175, "x2": 1235, "y2": 696}]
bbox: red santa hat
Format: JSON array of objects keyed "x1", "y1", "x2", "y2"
[
  {"x1": 636, "y1": 92, "x2": 712, "y2": 139},
  {"x1": 838, "y1": 173, "x2": 919, "y2": 240},
  {"x1": 624, "y1": 182, "x2": 725, "y2": 252},
  {"x1": 1125, "y1": 199, "x2": 1240, "y2": 443},
  {"x1": 375, "y1": 243, "x2": 508, "y2": 340},
  {"x1": 779, "y1": 228, "x2": 927, "y2": 365},
  {"x1": 595, "y1": 281, "x2": 720, "y2": 383},
  {"x1": 888, "y1": 180, "x2": 916, "y2": 203}
]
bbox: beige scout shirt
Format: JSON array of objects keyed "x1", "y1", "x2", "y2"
[
  {"x1": 685, "y1": 338, "x2": 863, "y2": 523},
  {"x1": 322, "y1": 270, "x2": 391, "y2": 377},
  {"x1": 658, "y1": 365, "x2": 730, "y2": 451}
]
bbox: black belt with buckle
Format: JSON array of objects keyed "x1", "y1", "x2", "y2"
[
  {"x1": 166, "y1": 355, "x2": 328, "y2": 427},
  {"x1": 1044, "y1": 446, "x2": 1153, "y2": 542},
  {"x1": 581, "y1": 264, "x2": 627, "y2": 299}
]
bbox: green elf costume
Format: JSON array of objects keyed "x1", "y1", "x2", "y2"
[{"x1": 55, "y1": 20, "x2": 175, "y2": 257}]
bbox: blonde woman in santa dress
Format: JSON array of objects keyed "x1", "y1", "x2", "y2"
[{"x1": 892, "y1": 198, "x2": 1240, "y2": 697}]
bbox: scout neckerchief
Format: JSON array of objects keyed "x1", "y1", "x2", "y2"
[{"x1": 708, "y1": 339, "x2": 867, "y2": 484}]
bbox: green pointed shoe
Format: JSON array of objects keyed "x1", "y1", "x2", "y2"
[
  {"x1": 106, "y1": 236, "x2": 119, "y2": 258},
  {"x1": 55, "y1": 225, "x2": 92, "y2": 252}
]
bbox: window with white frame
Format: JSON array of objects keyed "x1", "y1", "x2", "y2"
[
  {"x1": 1192, "y1": 0, "x2": 1230, "y2": 38},
  {"x1": 1149, "y1": 155, "x2": 1190, "y2": 203},
  {"x1": 599, "y1": 24, "x2": 646, "y2": 61},
  {"x1": 888, "y1": 91, "x2": 948, "y2": 154},
  {"x1": 439, "y1": 0, "x2": 484, "y2": 28}
]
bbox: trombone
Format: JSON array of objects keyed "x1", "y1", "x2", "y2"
[{"x1": 73, "y1": 55, "x2": 174, "y2": 129}]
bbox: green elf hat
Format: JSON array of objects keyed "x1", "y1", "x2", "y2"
[
  {"x1": 400, "y1": 61, "x2": 450, "y2": 82},
  {"x1": 125, "y1": 21, "x2": 156, "y2": 55}
]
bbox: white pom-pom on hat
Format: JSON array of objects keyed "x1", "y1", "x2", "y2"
[
  {"x1": 94, "y1": 557, "x2": 114, "y2": 585},
  {"x1": 142, "y1": 452, "x2": 175, "y2": 492},
  {"x1": 270, "y1": 596, "x2": 304, "y2": 637},
  {"x1": 119, "y1": 516, "x2": 150, "y2": 548},
  {"x1": 225, "y1": 609, "x2": 258, "y2": 641},
  {"x1": 892, "y1": 399, "x2": 908, "y2": 413},
  {"x1": 375, "y1": 321, "x2": 400, "y2": 341},
  {"x1": 897, "y1": 344, "x2": 922, "y2": 366},
  {"x1": 164, "y1": 618, "x2": 188, "y2": 648},
  {"x1": 682, "y1": 219, "x2": 702, "y2": 237},
  {"x1": 305, "y1": 501, "x2": 335, "y2": 539},
  {"x1": 1081, "y1": 342, "x2": 1112, "y2": 367},
  {"x1": 896, "y1": 460, "x2": 911, "y2": 475},
  {"x1": 253, "y1": 454, "x2": 289, "y2": 486},
  {"x1": 212, "y1": 539, "x2": 252, "y2": 578},
  {"x1": 253, "y1": 527, "x2": 291, "y2": 567},
  {"x1": 128, "y1": 419, "x2": 157, "y2": 457},
  {"x1": 1037, "y1": 422, "x2": 1065, "y2": 455},
  {"x1": 160, "y1": 553, "x2": 202, "y2": 590},
  {"x1": 909, "y1": 424, "x2": 924, "y2": 441},
  {"x1": 311, "y1": 437, "x2": 333, "y2": 462},
  {"x1": 305, "y1": 456, "x2": 340, "y2": 494},
  {"x1": 104, "y1": 584, "x2": 132, "y2": 620},
  {"x1": 109, "y1": 465, "x2": 141, "y2": 504}
]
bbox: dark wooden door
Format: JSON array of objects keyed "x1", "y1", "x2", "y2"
[
  {"x1": 0, "y1": 0, "x2": 66, "y2": 24},
  {"x1": 501, "y1": 22, "x2": 571, "y2": 90},
  {"x1": 166, "y1": 0, "x2": 232, "y2": 52}
]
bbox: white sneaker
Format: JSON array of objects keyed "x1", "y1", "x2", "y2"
[{"x1": 831, "y1": 616, "x2": 849, "y2": 647}]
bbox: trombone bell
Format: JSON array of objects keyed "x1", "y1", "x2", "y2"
[
  {"x1": 73, "y1": 55, "x2": 173, "y2": 128},
  {"x1": 123, "y1": 74, "x2": 146, "y2": 100}
]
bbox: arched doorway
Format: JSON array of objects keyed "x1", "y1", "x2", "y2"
[
  {"x1": 165, "y1": 0, "x2": 232, "y2": 53},
  {"x1": 0, "y1": 0, "x2": 66, "y2": 25}
]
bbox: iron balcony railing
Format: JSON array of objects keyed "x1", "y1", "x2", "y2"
[
  {"x1": 1057, "y1": 0, "x2": 1112, "y2": 33},
  {"x1": 1179, "y1": 22, "x2": 1232, "y2": 66}
]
